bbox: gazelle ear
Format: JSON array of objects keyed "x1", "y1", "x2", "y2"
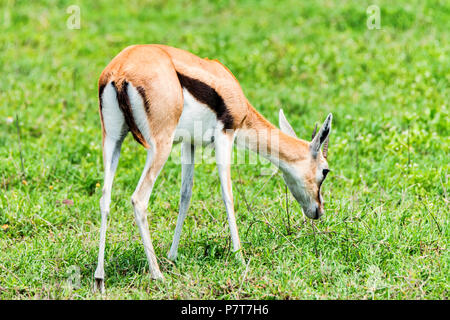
[
  {"x1": 310, "y1": 113, "x2": 332, "y2": 158},
  {"x1": 279, "y1": 109, "x2": 297, "y2": 138}
]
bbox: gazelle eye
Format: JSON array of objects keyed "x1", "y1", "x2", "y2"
[{"x1": 323, "y1": 169, "x2": 330, "y2": 177}]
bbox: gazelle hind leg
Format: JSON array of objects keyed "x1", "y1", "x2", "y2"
[
  {"x1": 124, "y1": 76, "x2": 182, "y2": 279},
  {"x1": 168, "y1": 142, "x2": 195, "y2": 261},
  {"x1": 131, "y1": 137, "x2": 174, "y2": 280},
  {"x1": 215, "y1": 129, "x2": 244, "y2": 262},
  {"x1": 94, "y1": 135, "x2": 125, "y2": 292},
  {"x1": 95, "y1": 82, "x2": 128, "y2": 293}
]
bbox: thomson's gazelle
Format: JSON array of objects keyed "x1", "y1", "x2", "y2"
[{"x1": 94, "y1": 44, "x2": 332, "y2": 292}]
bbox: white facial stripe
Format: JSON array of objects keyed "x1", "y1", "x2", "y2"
[
  {"x1": 315, "y1": 155, "x2": 329, "y2": 183},
  {"x1": 316, "y1": 168, "x2": 323, "y2": 183}
]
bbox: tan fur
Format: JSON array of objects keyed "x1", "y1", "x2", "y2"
[
  {"x1": 98, "y1": 44, "x2": 310, "y2": 163},
  {"x1": 98, "y1": 44, "x2": 328, "y2": 216},
  {"x1": 241, "y1": 101, "x2": 310, "y2": 163},
  {"x1": 99, "y1": 45, "x2": 183, "y2": 148},
  {"x1": 94, "y1": 45, "x2": 330, "y2": 288}
]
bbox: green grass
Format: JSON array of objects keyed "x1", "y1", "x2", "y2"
[{"x1": 0, "y1": 0, "x2": 448, "y2": 299}]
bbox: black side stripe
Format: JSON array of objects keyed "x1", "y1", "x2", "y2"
[{"x1": 176, "y1": 72, "x2": 234, "y2": 130}]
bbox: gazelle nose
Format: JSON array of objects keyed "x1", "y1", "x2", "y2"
[{"x1": 313, "y1": 207, "x2": 320, "y2": 220}]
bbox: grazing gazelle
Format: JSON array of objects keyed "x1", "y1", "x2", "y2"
[{"x1": 94, "y1": 44, "x2": 332, "y2": 292}]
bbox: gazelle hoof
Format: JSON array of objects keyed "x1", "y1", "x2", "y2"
[
  {"x1": 234, "y1": 251, "x2": 245, "y2": 265},
  {"x1": 151, "y1": 271, "x2": 165, "y2": 281},
  {"x1": 94, "y1": 278, "x2": 105, "y2": 294},
  {"x1": 167, "y1": 251, "x2": 177, "y2": 261}
]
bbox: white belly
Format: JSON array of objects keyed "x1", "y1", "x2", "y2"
[{"x1": 174, "y1": 88, "x2": 218, "y2": 146}]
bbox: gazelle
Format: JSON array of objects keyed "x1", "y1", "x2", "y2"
[{"x1": 94, "y1": 44, "x2": 332, "y2": 292}]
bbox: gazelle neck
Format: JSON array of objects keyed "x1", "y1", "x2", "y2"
[{"x1": 235, "y1": 101, "x2": 309, "y2": 170}]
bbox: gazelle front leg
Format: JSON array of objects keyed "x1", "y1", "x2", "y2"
[
  {"x1": 168, "y1": 142, "x2": 195, "y2": 261},
  {"x1": 215, "y1": 129, "x2": 244, "y2": 262}
]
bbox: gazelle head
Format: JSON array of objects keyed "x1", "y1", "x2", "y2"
[{"x1": 279, "y1": 110, "x2": 333, "y2": 219}]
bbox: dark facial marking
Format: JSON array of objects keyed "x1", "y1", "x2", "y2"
[
  {"x1": 317, "y1": 169, "x2": 330, "y2": 205},
  {"x1": 176, "y1": 72, "x2": 234, "y2": 130},
  {"x1": 319, "y1": 169, "x2": 329, "y2": 190}
]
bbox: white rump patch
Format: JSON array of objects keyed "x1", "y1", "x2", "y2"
[{"x1": 101, "y1": 82, "x2": 126, "y2": 140}]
